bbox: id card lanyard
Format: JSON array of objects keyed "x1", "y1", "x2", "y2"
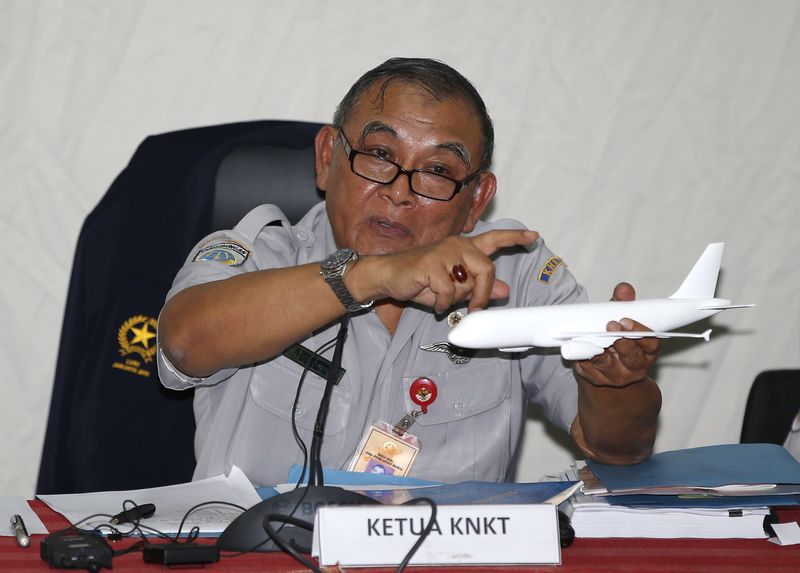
[{"x1": 347, "y1": 377, "x2": 438, "y2": 477}]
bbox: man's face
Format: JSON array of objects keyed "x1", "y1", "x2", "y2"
[{"x1": 315, "y1": 81, "x2": 496, "y2": 255}]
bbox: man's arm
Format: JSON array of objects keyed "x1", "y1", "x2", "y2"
[
  {"x1": 569, "y1": 282, "x2": 662, "y2": 464},
  {"x1": 158, "y1": 229, "x2": 539, "y2": 378},
  {"x1": 158, "y1": 262, "x2": 349, "y2": 377}
]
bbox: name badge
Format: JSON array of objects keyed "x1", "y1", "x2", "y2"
[
  {"x1": 312, "y1": 504, "x2": 561, "y2": 566},
  {"x1": 348, "y1": 423, "x2": 420, "y2": 477}
]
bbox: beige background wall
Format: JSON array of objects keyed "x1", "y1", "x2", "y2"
[{"x1": 2, "y1": 0, "x2": 798, "y2": 495}]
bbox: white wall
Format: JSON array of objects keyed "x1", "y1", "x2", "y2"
[{"x1": 2, "y1": 0, "x2": 798, "y2": 495}]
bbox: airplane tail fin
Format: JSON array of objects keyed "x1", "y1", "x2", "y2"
[{"x1": 669, "y1": 242, "x2": 724, "y2": 299}]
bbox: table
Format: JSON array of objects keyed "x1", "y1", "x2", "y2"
[{"x1": 2, "y1": 501, "x2": 799, "y2": 572}]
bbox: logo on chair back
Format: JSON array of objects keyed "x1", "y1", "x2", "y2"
[{"x1": 112, "y1": 315, "x2": 158, "y2": 378}]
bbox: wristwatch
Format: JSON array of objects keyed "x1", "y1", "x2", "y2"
[{"x1": 320, "y1": 248, "x2": 374, "y2": 313}]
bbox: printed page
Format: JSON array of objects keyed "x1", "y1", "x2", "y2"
[{"x1": 37, "y1": 466, "x2": 261, "y2": 536}]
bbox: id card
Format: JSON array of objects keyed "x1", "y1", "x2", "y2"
[{"x1": 348, "y1": 421, "x2": 420, "y2": 477}]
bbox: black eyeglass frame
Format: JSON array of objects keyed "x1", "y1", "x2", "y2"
[{"x1": 337, "y1": 129, "x2": 484, "y2": 202}]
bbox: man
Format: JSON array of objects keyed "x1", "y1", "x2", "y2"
[{"x1": 157, "y1": 57, "x2": 661, "y2": 487}]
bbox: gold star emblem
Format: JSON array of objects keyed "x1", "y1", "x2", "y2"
[
  {"x1": 129, "y1": 321, "x2": 156, "y2": 348},
  {"x1": 117, "y1": 315, "x2": 158, "y2": 364}
]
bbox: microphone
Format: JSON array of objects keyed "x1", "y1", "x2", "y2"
[{"x1": 217, "y1": 316, "x2": 378, "y2": 553}]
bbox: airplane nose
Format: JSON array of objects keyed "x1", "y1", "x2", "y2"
[{"x1": 448, "y1": 323, "x2": 470, "y2": 347}]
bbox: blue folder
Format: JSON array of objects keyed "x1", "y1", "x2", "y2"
[
  {"x1": 256, "y1": 465, "x2": 576, "y2": 505},
  {"x1": 257, "y1": 465, "x2": 442, "y2": 500},
  {"x1": 352, "y1": 480, "x2": 579, "y2": 506},
  {"x1": 587, "y1": 443, "x2": 800, "y2": 492}
]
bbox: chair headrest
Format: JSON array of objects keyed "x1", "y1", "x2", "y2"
[{"x1": 213, "y1": 142, "x2": 323, "y2": 230}]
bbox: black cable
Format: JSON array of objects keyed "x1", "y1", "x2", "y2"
[
  {"x1": 45, "y1": 503, "x2": 164, "y2": 548},
  {"x1": 111, "y1": 539, "x2": 147, "y2": 557},
  {"x1": 395, "y1": 497, "x2": 438, "y2": 573},
  {"x1": 173, "y1": 500, "x2": 247, "y2": 541},
  {"x1": 309, "y1": 316, "x2": 350, "y2": 487},
  {"x1": 262, "y1": 514, "x2": 321, "y2": 573},
  {"x1": 291, "y1": 335, "x2": 339, "y2": 489},
  {"x1": 47, "y1": 499, "x2": 258, "y2": 560},
  {"x1": 111, "y1": 500, "x2": 171, "y2": 546},
  {"x1": 44, "y1": 497, "x2": 334, "y2": 570}
]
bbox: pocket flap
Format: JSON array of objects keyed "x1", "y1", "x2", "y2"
[
  {"x1": 405, "y1": 360, "x2": 509, "y2": 426},
  {"x1": 249, "y1": 357, "x2": 351, "y2": 435}
]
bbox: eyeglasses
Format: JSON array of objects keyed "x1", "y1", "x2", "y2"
[{"x1": 337, "y1": 130, "x2": 483, "y2": 202}]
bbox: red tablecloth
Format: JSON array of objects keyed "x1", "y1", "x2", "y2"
[{"x1": 2, "y1": 501, "x2": 799, "y2": 572}]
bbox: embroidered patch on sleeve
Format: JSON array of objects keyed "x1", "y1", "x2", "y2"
[
  {"x1": 193, "y1": 240, "x2": 250, "y2": 266},
  {"x1": 537, "y1": 256, "x2": 564, "y2": 283}
]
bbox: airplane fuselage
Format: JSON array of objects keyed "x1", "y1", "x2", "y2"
[{"x1": 448, "y1": 297, "x2": 731, "y2": 350}]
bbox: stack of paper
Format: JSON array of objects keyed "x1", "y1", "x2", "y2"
[
  {"x1": 563, "y1": 486, "x2": 773, "y2": 539},
  {"x1": 38, "y1": 466, "x2": 262, "y2": 536},
  {"x1": 562, "y1": 443, "x2": 800, "y2": 539}
]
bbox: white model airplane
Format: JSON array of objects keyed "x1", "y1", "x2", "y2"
[{"x1": 447, "y1": 242, "x2": 753, "y2": 360}]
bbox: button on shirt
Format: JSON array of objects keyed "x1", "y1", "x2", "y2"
[{"x1": 158, "y1": 202, "x2": 588, "y2": 487}]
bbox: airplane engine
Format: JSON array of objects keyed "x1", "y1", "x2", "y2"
[{"x1": 560, "y1": 340, "x2": 605, "y2": 361}]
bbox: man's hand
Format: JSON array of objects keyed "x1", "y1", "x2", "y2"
[
  {"x1": 573, "y1": 282, "x2": 661, "y2": 388},
  {"x1": 570, "y1": 282, "x2": 662, "y2": 465},
  {"x1": 353, "y1": 229, "x2": 540, "y2": 314}
]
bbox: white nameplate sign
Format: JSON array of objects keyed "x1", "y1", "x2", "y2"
[{"x1": 312, "y1": 503, "x2": 560, "y2": 567}]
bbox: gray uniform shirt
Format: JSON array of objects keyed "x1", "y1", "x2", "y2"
[{"x1": 158, "y1": 202, "x2": 588, "y2": 487}]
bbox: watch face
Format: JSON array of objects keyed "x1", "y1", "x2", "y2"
[{"x1": 323, "y1": 248, "x2": 355, "y2": 270}]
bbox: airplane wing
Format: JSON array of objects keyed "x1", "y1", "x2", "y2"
[
  {"x1": 547, "y1": 329, "x2": 712, "y2": 360},
  {"x1": 697, "y1": 304, "x2": 755, "y2": 310},
  {"x1": 553, "y1": 329, "x2": 712, "y2": 341},
  {"x1": 497, "y1": 330, "x2": 713, "y2": 358}
]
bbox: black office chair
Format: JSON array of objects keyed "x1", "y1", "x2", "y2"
[
  {"x1": 37, "y1": 120, "x2": 325, "y2": 494},
  {"x1": 740, "y1": 369, "x2": 800, "y2": 445}
]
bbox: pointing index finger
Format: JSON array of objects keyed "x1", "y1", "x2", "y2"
[{"x1": 471, "y1": 230, "x2": 540, "y2": 256}]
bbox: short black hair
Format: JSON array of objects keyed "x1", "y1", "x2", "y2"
[{"x1": 333, "y1": 57, "x2": 494, "y2": 169}]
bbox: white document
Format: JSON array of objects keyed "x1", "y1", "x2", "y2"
[
  {"x1": 312, "y1": 503, "x2": 560, "y2": 567},
  {"x1": 1, "y1": 496, "x2": 48, "y2": 535},
  {"x1": 769, "y1": 522, "x2": 800, "y2": 546},
  {"x1": 37, "y1": 466, "x2": 261, "y2": 536},
  {"x1": 562, "y1": 464, "x2": 772, "y2": 539}
]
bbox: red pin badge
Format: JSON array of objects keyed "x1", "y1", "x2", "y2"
[{"x1": 410, "y1": 377, "x2": 438, "y2": 414}]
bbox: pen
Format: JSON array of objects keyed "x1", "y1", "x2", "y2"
[
  {"x1": 10, "y1": 514, "x2": 30, "y2": 548},
  {"x1": 110, "y1": 503, "x2": 156, "y2": 525}
]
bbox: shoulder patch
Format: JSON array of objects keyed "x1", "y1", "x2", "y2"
[
  {"x1": 537, "y1": 256, "x2": 564, "y2": 283},
  {"x1": 193, "y1": 240, "x2": 250, "y2": 266}
]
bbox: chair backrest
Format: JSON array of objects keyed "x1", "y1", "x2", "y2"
[
  {"x1": 740, "y1": 369, "x2": 800, "y2": 445},
  {"x1": 37, "y1": 120, "x2": 324, "y2": 494}
]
